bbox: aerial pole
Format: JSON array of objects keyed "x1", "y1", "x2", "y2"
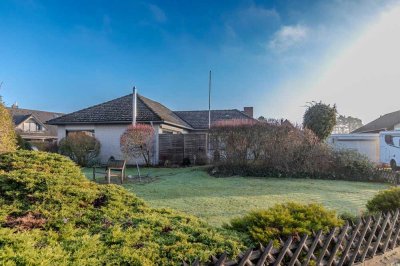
[{"x1": 208, "y1": 70, "x2": 211, "y2": 129}]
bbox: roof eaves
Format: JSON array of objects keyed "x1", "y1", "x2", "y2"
[
  {"x1": 47, "y1": 120, "x2": 166, "y2": 126},
  {"x1": 162, "y1": 121, "x2": 193, "y2": 130}
]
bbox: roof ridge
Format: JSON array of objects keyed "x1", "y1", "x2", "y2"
[
  {"x1": 49, "y1": 94, "x2": 132, "y2": 123},
  {"x1": 175, "y1": 109, "x2": 239, "y2": 112},
  {"x1": 139, "y1": 95, "x2": 192, "y2": 128},
  {"x1": 7, "y1": 107, "x2": 64, "y2": 115}
]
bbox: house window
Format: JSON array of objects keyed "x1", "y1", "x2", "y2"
[
  {"x1": 385, "y1": 135, "x2": 394, "y2": 145},
  {"x1": 66, "y1": 130, "x2": 95, "y2": 137}
]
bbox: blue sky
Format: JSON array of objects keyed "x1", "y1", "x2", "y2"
[{"x1": 1, "y1": 0, "x2": 399, "y2": 122}]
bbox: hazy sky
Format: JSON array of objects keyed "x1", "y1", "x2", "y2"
[{"x1": 1, "y1": 0, "x2": 399, "y2": 124}]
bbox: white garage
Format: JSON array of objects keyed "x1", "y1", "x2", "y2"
[{"x1": 327, "y1": 133, "x2": 380, "y2": 163}]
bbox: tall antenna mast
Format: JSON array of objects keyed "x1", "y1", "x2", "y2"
[{"x1": 208, "y1": 70, "x2": 212, "y2": 129}]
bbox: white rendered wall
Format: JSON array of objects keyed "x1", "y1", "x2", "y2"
[{"x1": 56, "y1": 124, "x2": 166, "y2": 165}]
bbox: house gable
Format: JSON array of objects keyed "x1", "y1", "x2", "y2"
[{"x1": 15, "y1": 115, "x2": 47, "y2": 132}]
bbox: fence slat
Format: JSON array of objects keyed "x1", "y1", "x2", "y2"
[
  {"x1": 316, "y1": 228, "x2": 337, "y2": 265},
  {"x1": 390, "y1": 214, "x2": 400, "y2": 250},
  {"x1": 327, "y1": 222, "x2": 349, "y2": 266},
  {"x1": 382, "y1": 209, "x2": 399, "y2": 253},
  {"x1": 348, "y1": 216, "x2": 372, "y2": 265},
  {"x1": 302, "y1": 230, "x2": 322, "y2": 266},
  {"x1": 215, "y1": 252, "x2": 227, "y2": 266},
  {"x1": 238, "y1": 249, "x2": 253, "y2": 266},
  {"x1": 371, "y1": 213, "x2": 391, "y2": 257},
  {"x1": 256, "y1": 242, "x2": 273, "y2": 266},
  {"x1": 273, "y1": 236, "x2": 293, "y2": 266},
  {"x1": 360, "y1": 213, "x2": 382, "y2": 262},
  {"x1": 337, "y1": 219, "x2": 362, "y2": 266},
  {"x1": 288, "y1": 235, "x2": 308, "y2": 266}
]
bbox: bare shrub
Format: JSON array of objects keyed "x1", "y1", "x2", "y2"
[
  {"x1": 210, "y1": 120, "x2": 377, "y2": 181},
  {"x1": 120, "y1": 124, "x2": 155, "y2": 166}
]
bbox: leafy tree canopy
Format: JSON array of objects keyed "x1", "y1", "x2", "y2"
[{"x1": 303, "y1": 101, "x2": 337, "y2": 140}]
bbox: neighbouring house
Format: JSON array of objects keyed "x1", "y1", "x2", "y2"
[
  {"x1": 47, "y1": 90, "x2": 254, "y2": 164},
  {"x1": 174, "y1": 108, "x2": 253, "y2": 133},
  {"x1": 8, "y1": 104, "x2": 63, "y2": 143},
  {"x1": 328, "y1": 109, "x2": 400, "y2": 163},
  {"x1": 352, "y1": 110, "x2": 400, "y2": 133}
]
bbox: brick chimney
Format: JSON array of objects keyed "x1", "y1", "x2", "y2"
[{"x1": 243, "y1": 107, "x2": 253, "y2": 118}]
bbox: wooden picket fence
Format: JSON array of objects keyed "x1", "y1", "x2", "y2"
[{"x1": 185, "y1": 210, "x2": 400, "y2": 266}]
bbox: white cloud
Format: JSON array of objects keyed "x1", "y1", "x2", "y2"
[
  {"x1": 148, "y1": 4, "x2": 167, "y2": 23},
  {"x1": 268, "y1": 25, "x2": 309, "y2": 52},
  {"x1": 264, "y1": 4, "x2": 400, "y2": 124},
  {"x1": 224, "y1": 5, "x2": 279, "y2": 39}
]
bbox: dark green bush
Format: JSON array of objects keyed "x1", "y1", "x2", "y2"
[
  {"x1": 30, "y1": 141, "x2": 58, "y2": 153},
  {"x1": 338, "y1": 212, "x2": 360, "y2": 224},
  {"x1": 331, "y1": 150, "x2": 377, "y2": 181},
  {"x1": 16, "y1": 134, "x2": 32, "y2": 150},
  {"x1": 225, "y1": 202, "x2": 343, "y2": 245},
  {"x1": 0, "y1": 151, "x2": 243, "y2": 265},
  {"x1": 59, "y1": 132, "x2": 100, "y2": 166},
  {"x1": 303, "y1": 102, "x2": 337, "y2": 141},
  {"x1": 366, "y1": 187, "x2": 400, "y2": 213}
]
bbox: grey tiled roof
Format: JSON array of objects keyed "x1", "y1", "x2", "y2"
[
  {"x1": 47, "y1": 94, "x2": 192, "y2": 129},
  {"x1": 352, "y1": 110, "x2": 400, "y2": 133},
  {"x1": 12, "y1": 114, "x2": 31, "y2": 125},
  {"x1": 8, "y1": 107, "x2": 64, "y2": 138},
  {"x1": 174, "y1": 110, "x2": 254, "y2": 130}
]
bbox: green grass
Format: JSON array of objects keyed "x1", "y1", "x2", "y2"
[{"x1": 82, "y1": 167, "x2": 388, "y2": 227}]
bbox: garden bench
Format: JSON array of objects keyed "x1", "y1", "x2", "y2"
[{"x1": 93, "y1": 159, "x2": 126, "y2": 184}]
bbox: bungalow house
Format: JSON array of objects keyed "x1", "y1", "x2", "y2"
[
  {"x1": 8, "y1": 104, "x2": 63, "y2": 142},
  {"x1": 47, "y1": 90, "x2": 253, "y2": 164}
]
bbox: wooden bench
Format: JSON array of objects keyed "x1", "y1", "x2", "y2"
[{"x1": 93, "y1": 159, "x2": 126, "y2": 184}]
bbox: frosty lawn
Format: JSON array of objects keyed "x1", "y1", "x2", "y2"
[{"x1": 82, "y1": 167, "x2": 388, "y2": 227}]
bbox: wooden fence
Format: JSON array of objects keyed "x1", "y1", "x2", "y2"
[
  {"x1": 376, "y1": 167, "x2": 400, "y2": 185},
  {"x1": 159, "y1": 133, "x2": 208, "y2": 165},
  {"x1": 185, "y1": 210, "x2": 400, "y2": 266}
]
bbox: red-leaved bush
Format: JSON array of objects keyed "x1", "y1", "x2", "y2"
[{"x1": 120, "y1": 124, "x2": 155, "y2": 166}]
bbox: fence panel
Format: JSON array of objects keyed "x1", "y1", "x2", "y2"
[
  {"x1": 185, "y1": 210, "x2": 400, "y2": 266},
  {"x1": 159, "y1": 133, "x2": 207, "y2": 165}
]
